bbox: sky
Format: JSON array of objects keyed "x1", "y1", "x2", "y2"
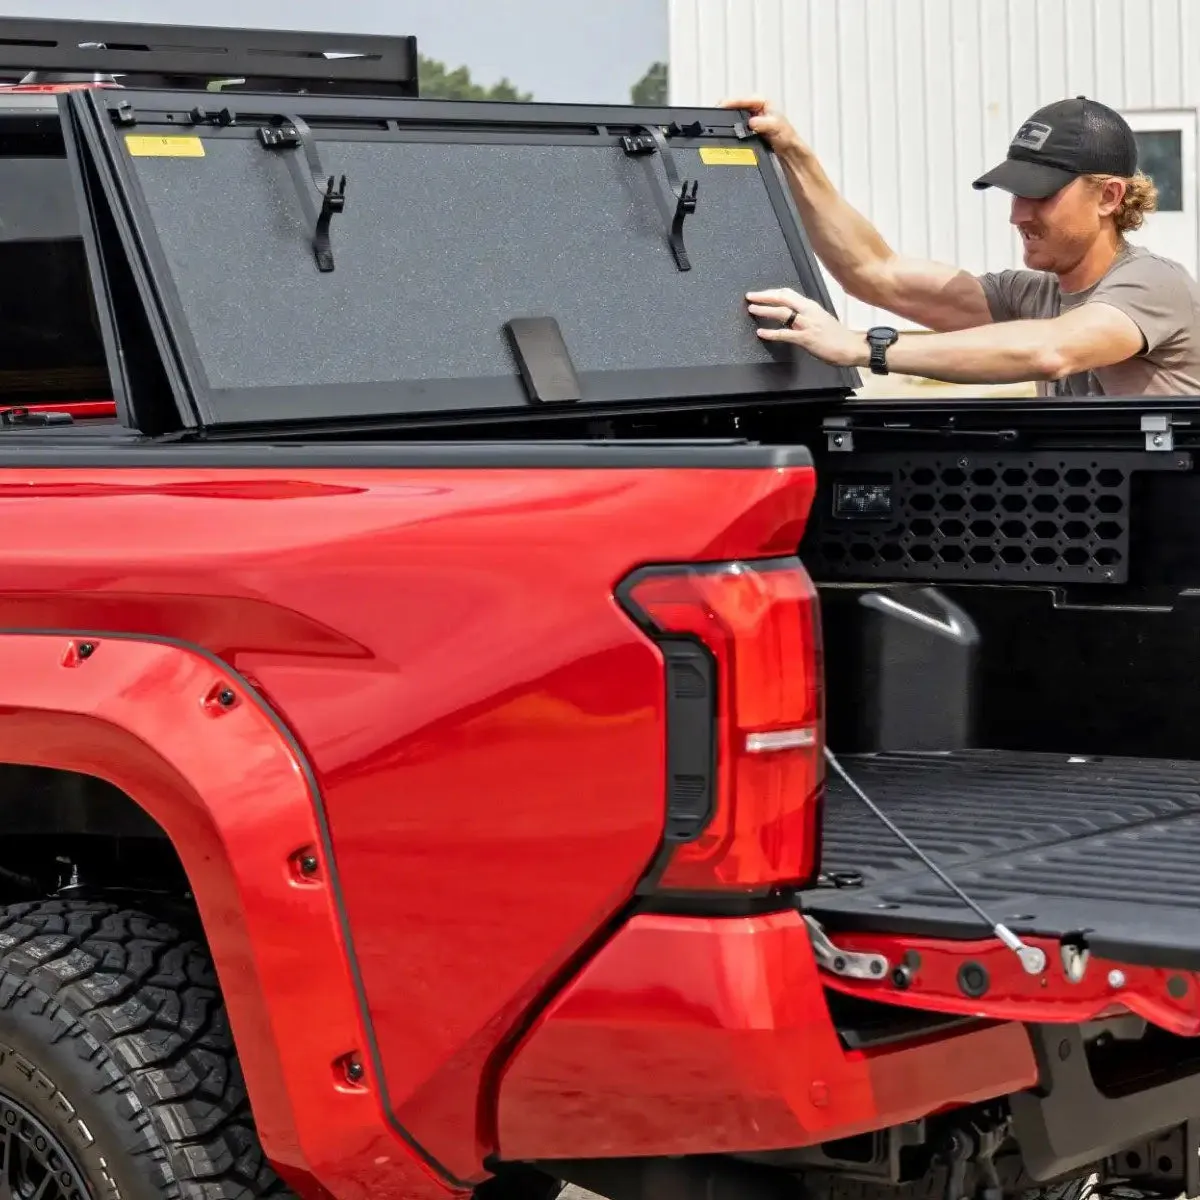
[{"x1": 12, "y1": 0, "x2": 669, "y2": 105}]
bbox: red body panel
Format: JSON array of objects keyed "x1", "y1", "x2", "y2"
[
  {"x1": 496, "y1": 911, "x2": 1040, "y2": 1160},
  {"x1": 0, "y1": 462, "x2": 833, "y2": 1189},
  {"x1": 824, "y1": 932, "x2": 1200, "y2": 1037},
  {"x1": 0, "y1": 633, "x2": 413, "y2": 1200}
]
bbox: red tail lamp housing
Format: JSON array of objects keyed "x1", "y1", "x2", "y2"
[{"x1": 618, "y1": 556, "x2": 824, "y2": 895}]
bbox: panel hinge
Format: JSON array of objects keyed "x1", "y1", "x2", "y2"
[
  {"x1": 1143, "y1": 413, "x2": 1174, "y2": 451},
  {"x1": 804, "y1": 914, "x2": 889, "y2": 981},
  {"x1": 824, "y1": 415, "x2": 854, "y2": 452}
]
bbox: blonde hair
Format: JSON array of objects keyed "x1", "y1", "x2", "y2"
[{"x1": 1086, "y1": 170, "x2": 1159, "y2": 233}]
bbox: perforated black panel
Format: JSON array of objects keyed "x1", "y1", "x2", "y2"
[{"x1": 803, "y1": 450, "x2": 1185, "y2": 585}]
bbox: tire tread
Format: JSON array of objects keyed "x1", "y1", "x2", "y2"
[{"x1": 0, "y1": 899, "x2": 292, "y2": 1199}]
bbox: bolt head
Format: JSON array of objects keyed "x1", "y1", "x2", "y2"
[
  {"x1": 78, "y1": 643, "x2": 95, "y2": 659},
  {"x1": 299, "y1": 855, "x2": 319, "y2": 876},
  {"x1": 217, "y1": 688, "x2": 236, "y2": 707},
  {"x1": 346, "y1": 1062, "x2": 365, "y2": 1082},
  {"x1": 1108, "y1": 969, "x2": 1126, "y2": 988}
]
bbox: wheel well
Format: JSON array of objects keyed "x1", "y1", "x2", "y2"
[{"x1": 0, "y1": 763, "x2": 192, "y2": 916}]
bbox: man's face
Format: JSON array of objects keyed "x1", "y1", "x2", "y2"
[{"x1": 1009, "y1": 176, "x2": 1125, "y2": 273}]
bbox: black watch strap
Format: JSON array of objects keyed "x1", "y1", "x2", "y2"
[{"x1": 866, "y1": 326, "x2": 900, "y2": 375}]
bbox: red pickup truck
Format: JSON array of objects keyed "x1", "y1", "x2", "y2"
[{"x1": 4, "y1": 16, "x2": 1200, "y2": 1200}]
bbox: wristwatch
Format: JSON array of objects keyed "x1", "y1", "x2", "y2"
[{"x1": 866, "y1": 326, "x2": 900, "y2": 375}]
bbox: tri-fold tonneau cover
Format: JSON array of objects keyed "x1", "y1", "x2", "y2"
[{"x1": 61, "y1": 86, "x2": 856, "y2": 434}]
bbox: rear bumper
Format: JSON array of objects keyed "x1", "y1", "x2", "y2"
[{"x1": 494, "y1": 909, "x2": 1039, "y2": 1161}]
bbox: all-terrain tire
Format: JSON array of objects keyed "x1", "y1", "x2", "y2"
[{"x1": 0, "y1": 898, "x2": 293, "y2": 1199}]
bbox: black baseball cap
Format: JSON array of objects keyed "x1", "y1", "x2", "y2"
[{"x1": 973, "y1": 96, "x2": 1138, "y2": 198}]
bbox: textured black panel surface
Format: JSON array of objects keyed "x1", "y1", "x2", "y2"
[
  {"x1": 135, "y1": 138, "x2": 803, "y2": 390},
  {"x1": 802, "y1": 451, "x2": 1185, "y2": 585},
  {"x1": 808, "y1": 750, "x2": 1200, "y2": 967},
  {"x1": 68, "y1": 87, "x2": 856, "y2": 430}
]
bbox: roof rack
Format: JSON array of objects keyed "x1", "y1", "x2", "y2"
[{"x1": 0, "y1": 17, "x2": 418, "y2": 97}]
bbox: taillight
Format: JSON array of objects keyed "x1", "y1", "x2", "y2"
[{"x1": 617, "y1": 556, "x2": 824, "y2": 895}]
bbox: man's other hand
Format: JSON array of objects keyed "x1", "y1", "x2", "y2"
[
  {"x1": 720, "y1": 96, "x2": 807, "y2": 160},
  {"x1": 746, "y1": 288, "x2": 868, "y2": 368}
]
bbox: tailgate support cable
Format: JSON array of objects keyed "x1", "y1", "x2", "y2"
[{"x1": 823, "y1": 748, "x2": 1048, "y2": 976}]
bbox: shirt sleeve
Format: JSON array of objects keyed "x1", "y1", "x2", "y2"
[
  {"x1": 976, "y1": 269, "x2": 1049, "y2": 322},
  {"x1": 1087, "y1": 258, "x2": 1194, "y2": 355}
]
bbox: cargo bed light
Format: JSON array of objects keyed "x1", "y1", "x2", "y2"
[{"x1": 618, "y1": 556, "x2": 825, "y2": 894}]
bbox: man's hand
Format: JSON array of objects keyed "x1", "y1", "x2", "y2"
[
  {"x1": 746, "y1": 288, "x2": 868, "y2": 368},
  {"x1": 721, "y1": 96, "x2": 808, "y2": 161},
  {"x1": 746, "y1": 288, "x2": 1149, "y2": 387}
]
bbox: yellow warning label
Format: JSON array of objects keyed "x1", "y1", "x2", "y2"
[
  {"x1": 124, "y1": 135, "x2": 206, "y2": 158},
  {"x1": 699, "y1": 146, "x2": 759, "y2": 166}
]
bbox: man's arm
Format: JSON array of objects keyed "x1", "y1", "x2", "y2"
[
  {"x1": 725, "y1": 96, "x2": 994, "y2": 332},
  {"x1": 746, "y1": 290, "x2": 1145, "y2": 385}
]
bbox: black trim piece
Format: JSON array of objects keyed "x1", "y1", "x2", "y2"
[
  {"x1": 823, "y1": 990, "x2": 980, "y2": 1051},
  {"x1": 660, "y1": 639, "x2": 717, "y2": 842},
  {"x1": 0, "y1": 625, "x2": 467, "y2": 1187},
  {"x1": 0, "y1": 440, "x2": 816, "y2": 469},
  {"x1": 503, "y1": 318, "x2": 583, "y2": 405},
  {"x1": 1011, "y1": 1025, "x2": 1200, "y2": 1181},
  {"x1": 0, "y1": 17, "x2": 418, "y2": 96},
  {"x1": 632, "y1": 892, "x2": 795, "y2": 917}
]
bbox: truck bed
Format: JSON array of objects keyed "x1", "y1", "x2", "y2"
[{"x1": 807, "y1": 750, "x2": 1200, "y2": 969}]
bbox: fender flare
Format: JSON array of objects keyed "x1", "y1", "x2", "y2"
[{"x1": 0, "y1": 630, "x2": 461, "y2": 1194}]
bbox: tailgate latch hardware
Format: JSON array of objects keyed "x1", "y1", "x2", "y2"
[
  {"x1": 804, "y1": 915, "x2": 889, "y2": 981},
  {"x1": 1143, "y1": 413, "x2": 1174, "y2": 451},
  {"x1": 1061, "y1": 941, "x2": 1090, "y2": 983},
  {"x1": 258, "y1": 115, "x2": 348, "y2": 273},
  {"x1": 621, "y1": 125, "x2": 699, "y2": 271}
]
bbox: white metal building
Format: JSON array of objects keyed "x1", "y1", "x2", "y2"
[{"x1": 668, "y1": 0, "x2": 1200, "y2": 330}]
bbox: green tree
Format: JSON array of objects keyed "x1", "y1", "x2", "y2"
[
  {"x1": 630, "y1": 61, "x2": 668, "y2": 106},
  {"x1": 418, "y1": 53, "x2": 532, "y2": 102}
]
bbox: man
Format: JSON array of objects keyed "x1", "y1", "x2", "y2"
[{"x1": 730, "y1": 95, "x2": 1200, "y2": 396}]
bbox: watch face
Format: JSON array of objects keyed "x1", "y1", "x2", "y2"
[{"x1": 867, "y1": 326, "x2": 899, "y2": 341}]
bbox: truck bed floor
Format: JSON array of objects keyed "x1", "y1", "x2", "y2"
[{"x1": 806, "y1": 750, "x2": 1200, "y2": 969}]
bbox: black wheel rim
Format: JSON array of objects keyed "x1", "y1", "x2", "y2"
[{"x1": 0, "y1": 1091, "x2": 89, "y2": 1200}]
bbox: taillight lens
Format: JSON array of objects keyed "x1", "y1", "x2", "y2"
[{"x1": 618, "y1": 557, "x2": 824, "y2": 894}]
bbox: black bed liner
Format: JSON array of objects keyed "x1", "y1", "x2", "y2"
[{"x1": 807, "y1": 750, "x2": 1200, "y2": 969}]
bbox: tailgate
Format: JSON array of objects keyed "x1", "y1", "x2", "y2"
[{"x1": 802, "y1": 748, "x2": 1200, "y2": 1039}]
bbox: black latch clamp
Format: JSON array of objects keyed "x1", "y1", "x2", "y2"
[
  {"x1": 620, "y1": 124, "x2": 699, "y2": 271},
  {"x1": 258, "y1": 115, "x2": 347, "y2": 273}
]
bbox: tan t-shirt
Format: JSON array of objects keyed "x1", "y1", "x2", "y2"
[{"x1": 977, "y1": 242, "x2": 1200, "y2": 397}]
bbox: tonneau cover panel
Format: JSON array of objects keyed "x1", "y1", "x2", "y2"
[{"x1": 62, "y1": 87, "x2": 856, "y2": 434}]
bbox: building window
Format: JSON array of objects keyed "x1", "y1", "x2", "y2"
[{"x1": 1134, "y1": 130, "x2": 1184, "y2": 212}]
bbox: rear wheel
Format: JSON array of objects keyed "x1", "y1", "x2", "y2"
[{"x1": 0, "y1": 898, "x2": 290, "y2": 1199}]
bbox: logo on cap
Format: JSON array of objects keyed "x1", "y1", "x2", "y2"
[{"x1": 1012, "y1": 121, "x2": 1053, "y2": 151}]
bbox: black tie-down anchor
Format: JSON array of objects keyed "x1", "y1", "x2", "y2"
[
  {"x1": 258, "y1": 116, "x2": 347, "y2": 273},
  {"x1": 620, "y1": 125, "x2": 699, "y2": 271}
]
